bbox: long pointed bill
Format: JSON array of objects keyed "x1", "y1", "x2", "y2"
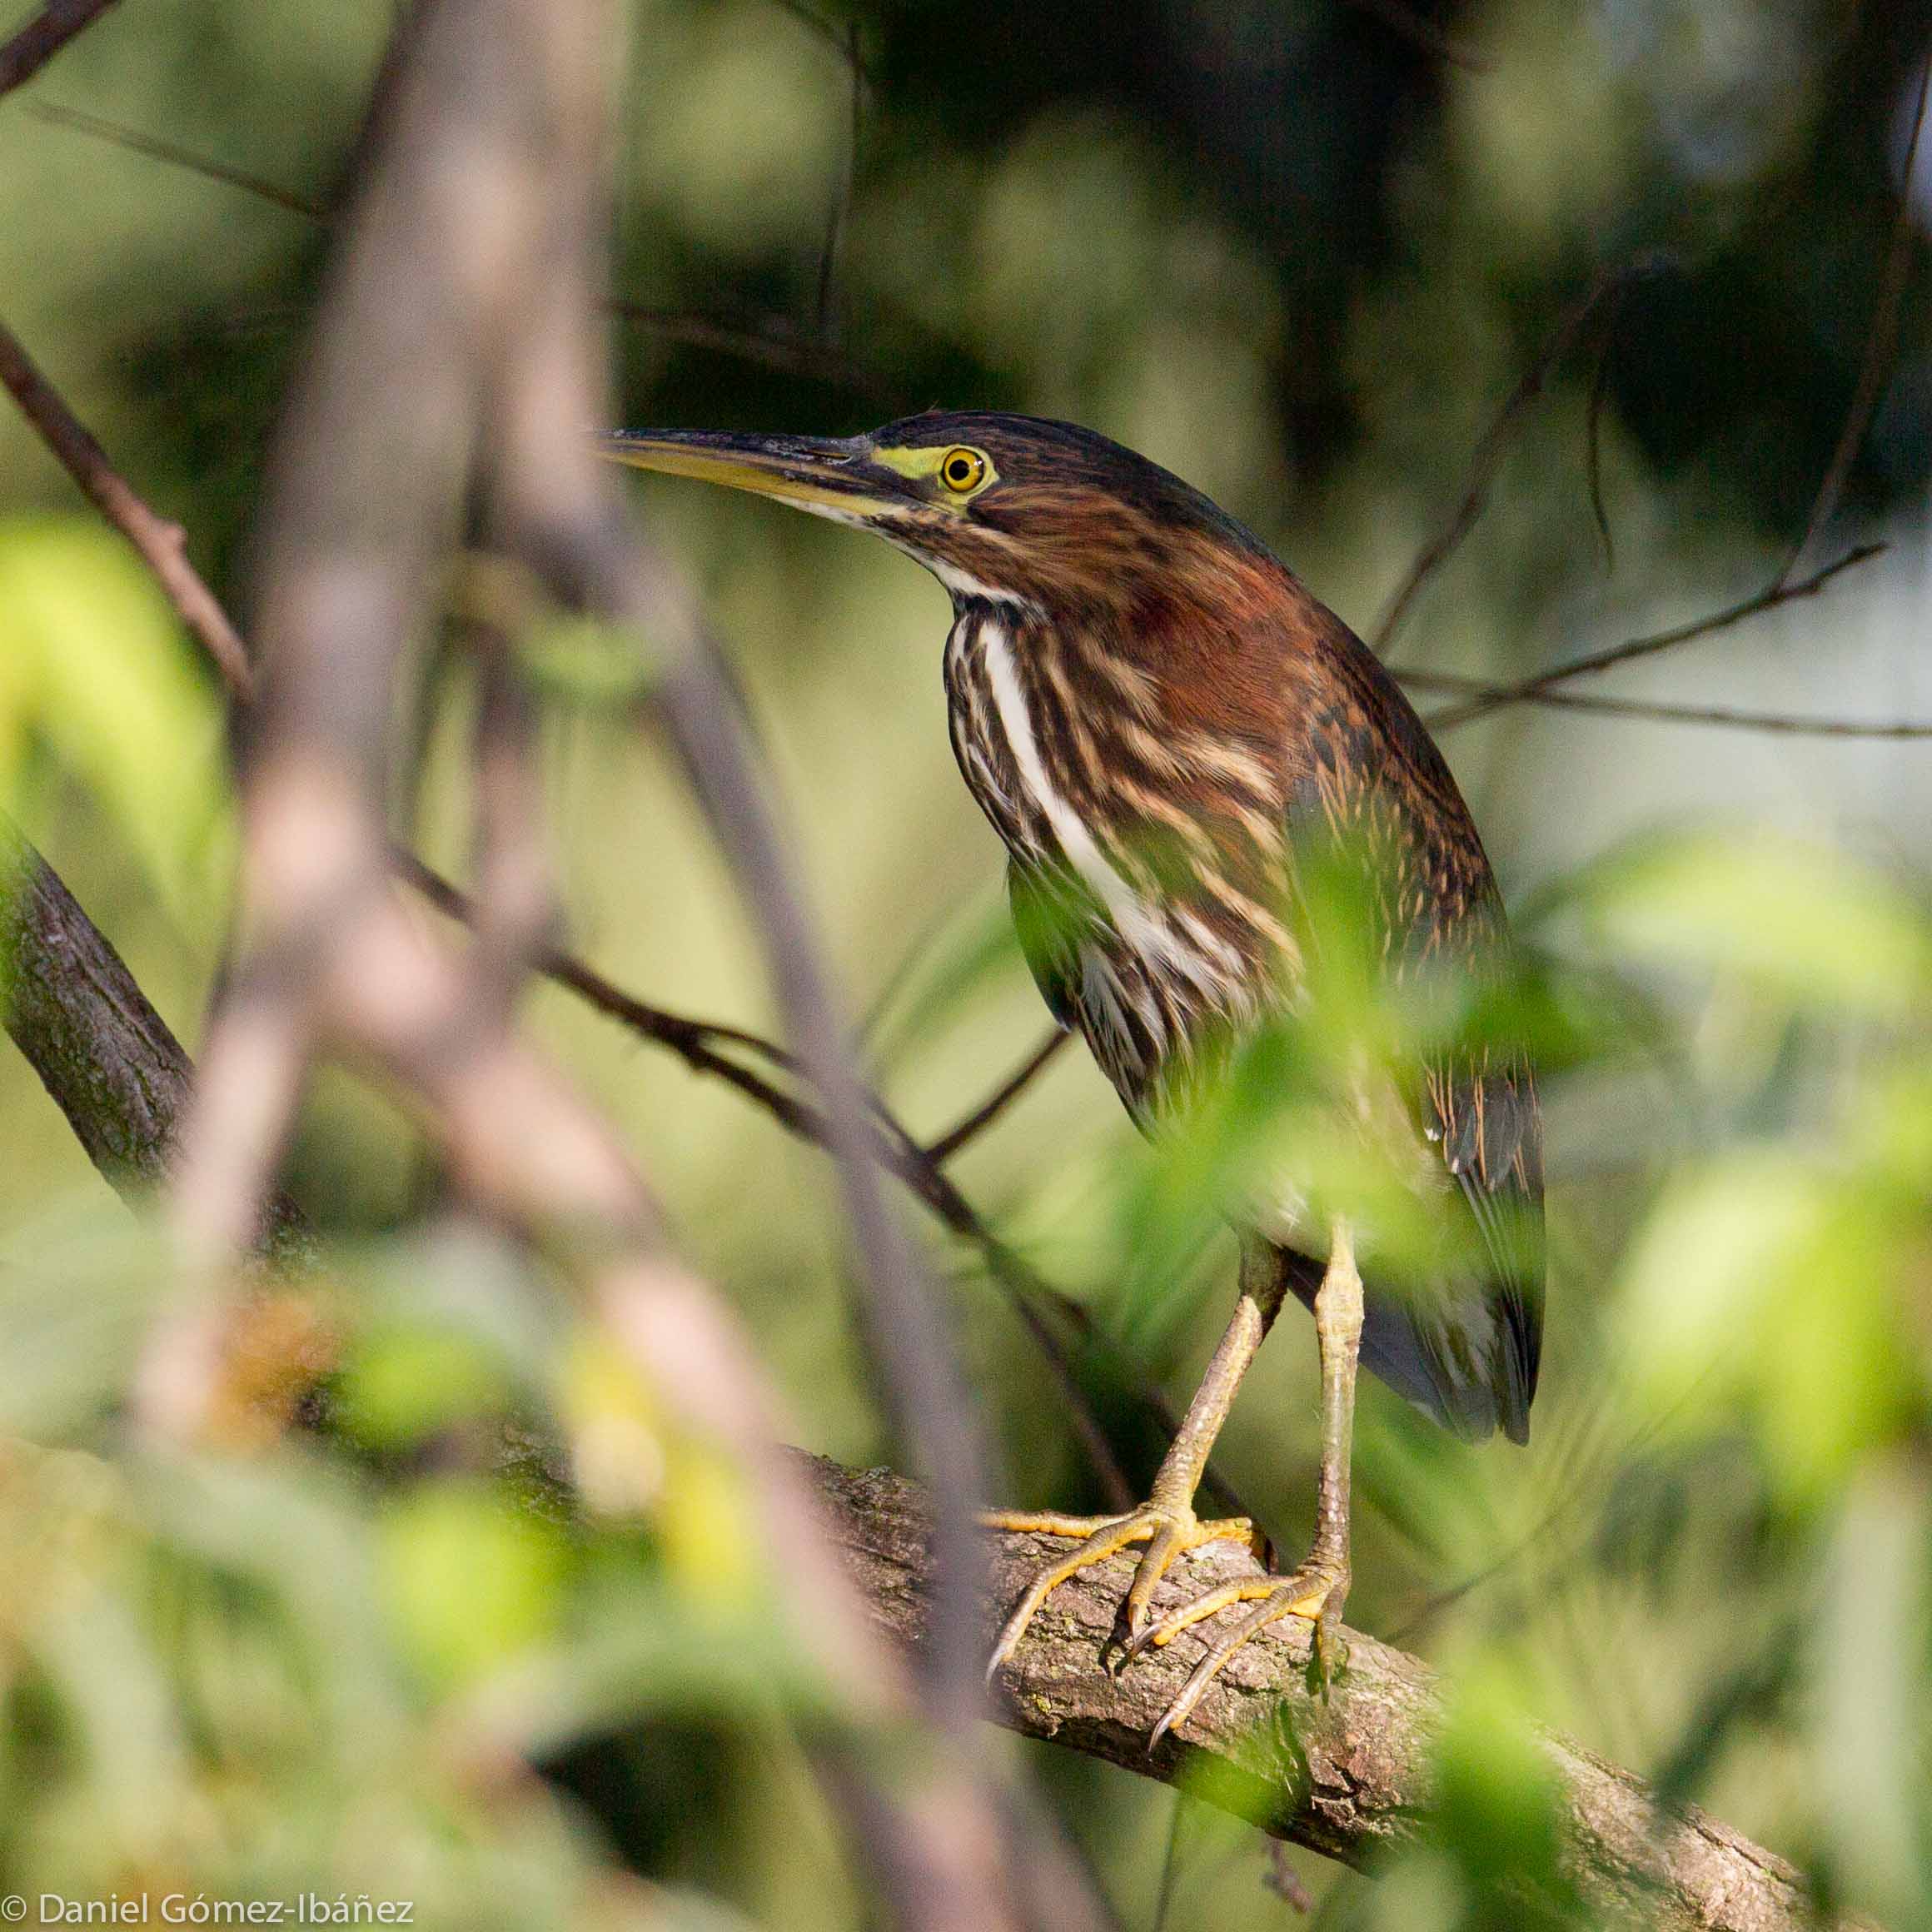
[{"x1": 599, "y1": 428, "x2": 909, "y2": 522}]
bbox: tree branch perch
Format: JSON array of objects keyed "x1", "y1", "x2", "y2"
[{"x1": 809, "y1": 1453, "x2": 1856, "y2": 1932}]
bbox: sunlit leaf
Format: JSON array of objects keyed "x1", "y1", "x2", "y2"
[
  {"x1": 1573, "y1": 829, "x2": 1932, "y2": 1018},
  {"x1": 1616, "y1": 1156, "x2": 1919, "y2": 1502},
  {"x1": 380, "y1": 1480, "x2": 571, "y2": 1691},
  {"x1": 337, "y1": 1320, "x2": 515, "y2": 1451},
  {"x1": 0, "y1": 515, "x2": 231, "y2": 914},
  {"x1": 1433, "y1": 1661, "x2": 1578, "y2": 1925}
]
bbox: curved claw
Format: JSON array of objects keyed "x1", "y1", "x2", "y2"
[
  {"x1": 1144, "y1": 1563, "x2": 1347, "y2": 1751},
  {"x1": 983, "y1": 1511, "x2": 1158, "y2": 1684},
  {"x1": 1122, "y1": 1577, "x2": 1257, "y2": 1665},
  {"x1": 980, "y1": 1503, "x2": 1253, "y2": 1684}
]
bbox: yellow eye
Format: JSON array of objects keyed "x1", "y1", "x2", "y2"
[{"x1": 939, "y1": 446, "x2": 988, "y2": 493}]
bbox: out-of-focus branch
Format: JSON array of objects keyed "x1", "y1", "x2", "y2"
[
  {"x1": 502, "y1": 406, "x2": 1002, "y2": 1754},
  {"x1": 813, "y1": 1452, "x2": 1866, "y2": 1932},
  {"x1": 924, "y1": 1026, "x2": 1068, "y2": 1164},
  {"x1": 1371, "y1": 256, "x2": 1658, "y2": 655},
  {"x1": 0, "y1": 294, "x2": 1143, "y2": 1521},
  {"x1": 1780, "y1": 52, "x2": 1932, "y2": 588},
  {"x1": 1400, "y1": 542, "x2": 1891, "y2": 734},
  {"x1": 22, "y1": 97, "x2": 897, "y2": 399},
  {"x1": 0, "y1": 0, "x2": 120, "y2": 96},
  {"x1": 127, "y1": 0, "x2": 1069, "y2": 1920}
]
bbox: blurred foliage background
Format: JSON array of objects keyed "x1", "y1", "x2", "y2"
[{"x1": 4, "y1": 0, "x2": 1932, "y2": 1925}]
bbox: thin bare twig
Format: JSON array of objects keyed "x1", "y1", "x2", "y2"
[
  {"x1": 1340, "y1": 0, "x2": 1491, "y2": 72},
  {"x1": 1402, "y1": 541, "x2": 1886, "y2": 732},
  {"x1": 1394, "y1": 62, "x2": 1925, "y2": 732},
  {"x1": 606, "y1": 301, "x2": 895, "y2": 399},
  {"x1": 925, "y1": 1027, "x2": 1069, "y2": 1163},
  {"x1": 814, "y1": 17, "x2": 864, "y2": 339},
  {"x1": 24, "y1": 97, "x2": 328, "y2": 218},
  {"x1": 0, "y1": 0, "x2": 121, "y2": 96},
  {"x1": 1371, "y1": 256, "x2": 1658, "y2": 655},
  {"x1": 1585, "y1": 320, "x2": 1620, "y2": 569},
  {"x1": 1780, "y1": 51, "x2": 1932, "y2": 587},
  {"x1": 22, "y1": 99, "x2": 896, "y2": 399},
  {"x1": 1421, "y1": 685, "x2": 1932, "y2": 739},
  {"x1": 0, "y1": 318, "x2": 256, "y2": 696}
]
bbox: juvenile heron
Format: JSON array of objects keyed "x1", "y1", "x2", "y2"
[{"x1": 604, "y1": 413, "x2": 1542, "y2": 1740}]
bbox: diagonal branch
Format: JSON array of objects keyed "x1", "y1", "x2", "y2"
[
  {"x1": 0, "y1": 0, "x2": 121, "y2": 96},
  {"x1": 0, "y1": 816, "x2": 308, "y2": 1253},
  {"x1": 924, "y1": 1026, "x2": 1069, "y2": 1164},
  {"x1": 22, "y1": 94, "x2": 898, "y2": 398},
  {"x1": 1371, "y1": 257, "x2": 1660, "y2": 655},
  {"x1": 0, "y1": 320, "x2": 256, "y2": 695},
  {"x1": 1420, "y1": 685, "x2": 1932, "y2": 739},
  {"x1": 0, "y1": 823, "x2": 1847, "y2": 1927},
  {"x1": 22, "y1": 97, "x2": 328, "y2": 218},
  {"x1": 1400, "y1": 542, "x2": 1890, "y2": 734},
  {"x1": 0, "y1": 760, "x2": 1853, "y2": 1931},
  {"x1": 815, "y1": 1452, "x2": 1865, "y2": 1932},
  {"x1": 1779, "y1": 51, "x2": 1932, "y2": 588}
]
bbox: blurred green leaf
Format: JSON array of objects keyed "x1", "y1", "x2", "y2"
[
  {"x1": 1432, "y1": 1661, "x2": 1579, "y2": 1927},
  {"x1": 1574, "y1": 829, "x2": 1932, "y2": 1018},
  {"x1": 0, "y1": 1203, "x2": 164, "y2": 1439},
  {"x1": 517, "y1": 612, "x2": 657, "y2": 707},
  {"x1": 0, "y1": 515, "x2": 231, "y2": 916},
  {"x1": 336, "y1": 1320, "x2": 515, "y2": 1451},
  {"x1": 1809, "y1": 1466, "x2": 1930, "y2": 1925},
  {"x1": 381, "y1": 1479, "x2": 571, "y2": 1691},
  {"x1": 1616, "y1": 1155, "x2": 1920, "y2": 1503}
]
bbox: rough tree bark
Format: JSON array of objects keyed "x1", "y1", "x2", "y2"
[
  {"x1": 0, "y1": 819, "x2": 308, "y2": 1253},
  {"x1": 813, "y1": 1455, "x2": 1854, "y2": 1932},
  {"x1": 0, "y1": 819, "x2": 193, "y2": 1190}
]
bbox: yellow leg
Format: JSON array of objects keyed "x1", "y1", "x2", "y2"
[
  {"x1": 982, "y1": 1240, "x2": 1287, "y2": 1681},
  {"x1": 1132, "y1": 1223, "x2": 1365, "y2": 1746}
]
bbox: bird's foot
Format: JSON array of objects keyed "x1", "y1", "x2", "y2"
[
  {"x1": 1123, "y1": 1553, "x2": 1350, "y2": 1749},
  {"x1": 979, "y1": 1501, "x2": 1262, "y2": 1684}
]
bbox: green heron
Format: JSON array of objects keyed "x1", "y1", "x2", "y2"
[{"x1": 604, "y1": 414, "x2": 1543, "y2": 1740}]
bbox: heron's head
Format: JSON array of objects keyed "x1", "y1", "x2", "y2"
[{"x1": 601, "y1": 411, "x2": 1277, "y2": 614}]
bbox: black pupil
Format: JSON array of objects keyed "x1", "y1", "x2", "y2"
[{"x1": 948, "y1": 456, "x2": 971, "y2": 484}]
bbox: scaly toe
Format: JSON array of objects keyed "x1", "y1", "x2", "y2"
[
  {"x1": 1145, "y1": 1561, "x2": 1348, "y2": 1748},
  {"x1": 981, "y1": 1500, "x2": 1250, "y2": 1683}
]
